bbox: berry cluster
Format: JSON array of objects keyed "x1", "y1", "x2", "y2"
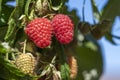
[{"x1": 25, "y1": 14, "x2": 74, "y2": 48}]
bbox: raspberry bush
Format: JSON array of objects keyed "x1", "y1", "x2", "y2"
[{"x1": 0, "y1": 0, "x2": 119, "y2": 80}]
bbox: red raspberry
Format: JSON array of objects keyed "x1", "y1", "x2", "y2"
[
  {"x1": 52, "y1": 14, "x2": 74, "y2": 44},
  {"x1": 25, "y1": 18, "x2": 52, "y2": 48}
]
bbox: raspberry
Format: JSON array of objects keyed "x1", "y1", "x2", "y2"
[
  {"x1": 25, "y1": 18, "x2": 52, "y2": 48},
  {"x1": 52, "y1": 14, "x2": 74, "y2": 44},
  {"x1": 67, "y1": 56, "x2": 78, "y2": 79},
  {"x1": 15, "y1": 53, "x2": 36, "y2": 75}
]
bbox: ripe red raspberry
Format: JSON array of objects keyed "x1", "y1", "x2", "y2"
[
  {"x1": 51, "y1": 14, "x2": 74, "y2": 44},
  {"x1": 25, "y1": 18, "x2": 52, "y2": 48}
]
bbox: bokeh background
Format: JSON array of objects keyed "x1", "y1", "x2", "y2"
[{"x1": 66, "y1": 0, "x2": 120, "y2": 80}]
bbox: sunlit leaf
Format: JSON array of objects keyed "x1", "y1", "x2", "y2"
[{"x1": 91, "y1": 0, "x2": 101, "y2": 21}]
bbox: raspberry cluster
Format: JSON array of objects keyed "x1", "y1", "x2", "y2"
[{"x1": 25, "y1": 14, "x2": 74, "y2": 48}]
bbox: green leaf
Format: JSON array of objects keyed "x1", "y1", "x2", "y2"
[
  {"x1": 0, "y1": 43, "x2": 7, "y2": 54},
  {"x1": 0, "y1": 5, "x2": 14, "y2": 26},
  {"x1": 50, "y1": 0, "x2": 63, "y2": 11},
  {"x1": 4, "y1": 0, "x2": 26, "y2": 46},
  {"x1": 0, "y1": 0, "x2": 2, "y2": 13},
  {"x1": 25, "y1": 0, "x2": 31, "y2": 16},
  {"x1": 0, "y1": 27, "x2": 8, "y2": 41},
  {"x1": 60, "y1": 63, "x2": 70, "y2": 80},
  {"x1": 105, "y1": 33, "x2": 116, "y2": 45},
  {"x1": 0, "y1": 56, "x2": 34, "y2": 80},
  {"x1": 73, "y1": 44, "x2": 103, "y2": 80},
  {"x1": 101, "y1": 0, "x2": 120, "y2": 21},
  {"x1": 91, "y1": 0, "x2": 101, "y2": 21},
  {"x1": 100, "y1": 0, "x2": 120, "y2": 44}
]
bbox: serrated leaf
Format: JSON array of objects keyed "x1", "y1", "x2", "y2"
[{"x1": 60, "y1": 63, "x2": 70, "y2": 80}]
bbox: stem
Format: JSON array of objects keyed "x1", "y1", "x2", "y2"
[
  {"x1": 11, "y1": 53, "x2": 16, "y2": 61},
  {"x1": 51, "y1": 55, "x2": 57, "y2": 64},
  {"x1": 5, "y1": 53, "x2": 9, "y2": 61},
  {"x1": 82, "y1": 0, "x2": 86, "y2": 22},
  {"x1": 60, "y1": 44, "x2": 67, "y2": 63},
  {"x1": 23, "y1": 39, "x2": 27, "y2": 54}
]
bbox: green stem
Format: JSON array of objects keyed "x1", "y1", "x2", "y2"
[
  {"x1": 59, "y1": 44, "x2": 67, "y2": 63},
  {"x1": 5, "y1": 53, "x2": 9, "y2": 61},
  {"x1": 11, "y1": 53, "x2": 16, "y2": 61}
]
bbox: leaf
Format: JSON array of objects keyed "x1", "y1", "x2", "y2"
[
  {"x1": 4, "y1": 0, "x2": 26, "y2": 46},
  {"x1": 72, "y1": 44, "x2": 103, "y2": 80},
  {"x1": 105, "y1": 33, "x2": 116, "y2": 45},
  {"x1": 24, "y1": 0, "x2": 31, "y2": 16},
  {"x1": 0, "y1": 57, "x2": 23, "y2": 79},
  {"x1": 50, "y1": 0, "x2": 63, "y2": 11},
  {"x1": 0, "y1": 4, "x2": 14, "y2": 26},
  {"x1": 0, "y1": 27, "x2": 8, "y2": 41},
  {"x1": 91, "y1": 0, "x2": 101, "y2": 21},
  {"x1": 0, "y1": 43, "x2": 7, "y2": 54},
  {"x1": 60, "y1": 63, "x2": 70, "y2": 80},
  {"x1": 0, "y1": 0, "x2": 2, "y2": 13},
  {"x1": 101, "y1": 0, "x2": 120, "y2": 21},
  {"x1": 0, "y1": 56, "x2": 34, "y2": 80}
]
